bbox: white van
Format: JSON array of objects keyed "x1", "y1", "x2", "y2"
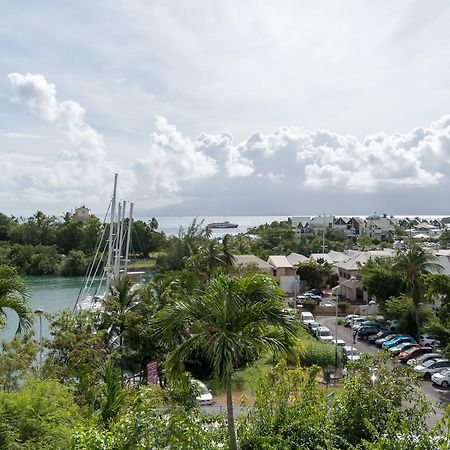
[{"x1": 300, "y1": 311, "x2": 315, "y2": 326}]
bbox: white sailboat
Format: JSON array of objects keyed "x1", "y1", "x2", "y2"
[{"x1": 74, "y1": 174, "x2": 142, "y2": 312}]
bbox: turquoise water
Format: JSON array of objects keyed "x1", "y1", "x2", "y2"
[{"x1": 1, "y1": 276, "x2": 88, "y2": 341}]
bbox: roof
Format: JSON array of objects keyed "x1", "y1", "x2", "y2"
[
  {"x1": 334, "y1": 249, "x2": 396, "y2": 271},
  {"x1": 328, "y1": 250, "x2": 348, "y2": 262},
  {"x1": 291, "y1": 216, "x2": 311, "y2": 228},
  {"x1": 434, "y1": 255, "x2": 450, "y2": 275},
  {"x1": 310, "y1": 253, "x2": 334, "y2": 264},
  {"x1": 234, "y1": 255, "x2": 273, "y2": 270},
  {"x1": 267, "y1": 255, "x2": 294, "y2": 268},
  {"x1": 286, "y1": 252, "x2": 309, "y2": 265}
]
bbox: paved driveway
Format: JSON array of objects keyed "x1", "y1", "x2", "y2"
[{"x1": 317, "y1": 315, "x2": 450, "y2": 426}]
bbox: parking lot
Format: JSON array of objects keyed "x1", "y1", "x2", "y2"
[{"x1": 317, "y1": 315, "x2": 450, "y2": 425}]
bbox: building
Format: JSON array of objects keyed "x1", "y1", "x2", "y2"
[
  {"x1": 267, "y1": 256, "x2": 298, "y2": 294},
  {"x1": 233, "y1": 255, "x2": 273, "y2": 275},
  {"x1": 73, "y1": 206, "x2": 90, "y2": 222},
  {"x1": 333, "y1": 249, "x2": 396, "y2": 301},
  {"x1": 286, "y1": 252, "x2": 309, "y2": 266},
  {"x1": 291, "y1": 216, "x2": 312, "y2": 234},
  {"x1": 366, "y1": 214, "x2": 395, "y2": 241}
]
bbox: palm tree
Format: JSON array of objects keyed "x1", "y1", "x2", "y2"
[
  {"x1": 152, "y1": 274, "x2": 298, "y2": 450},
  {"x1": 0, "y1": 266, "x2": 33, "y2": 334},
  {"x1": 392, "y1": 245, "x2": 443, "y2": 337},
  {"x1": 105, "y1": 276, "x2": 140, "y2": 374}
]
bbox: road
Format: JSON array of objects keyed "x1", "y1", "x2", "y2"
[{"x1": 318, "y1": 315, "x2": 450, "y2": 425}]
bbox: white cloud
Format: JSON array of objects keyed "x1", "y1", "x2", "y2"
[
  {"x1": 4, "y1": 72, "x2": 124, "y2": 212},
  {"x1": 133, "y1": 116, "x2": 218, "y2": 193},
  {"x1": 3, "y1": 72, "x2": 450, "y2": 216}
]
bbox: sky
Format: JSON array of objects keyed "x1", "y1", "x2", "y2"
[{"x1": 1, "y1": 0, "x2": 450, "y2": 218}]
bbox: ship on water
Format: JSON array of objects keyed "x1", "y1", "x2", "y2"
[{"x1": 207, "y1": 221, "x2": 239, "y2": 229}]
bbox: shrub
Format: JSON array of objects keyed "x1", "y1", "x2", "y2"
[
  {"x1": 338, "y1": 301, "x2": 349, "y2": 314},
  {"x1": 302, "y1": 299, "x2": 316, "y2": 313},
  {"x1": 300, "y1": 341, "x2": 340, "y2": 368},
  {"x1": 0, "y1": 378, "x2": 84, "y2": 449}
]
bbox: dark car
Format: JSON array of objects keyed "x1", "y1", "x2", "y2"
[
  {"x1": 368, "y1": 330, "x2": 392, "y2": 343},
  {"x1": 357, "y1": 325, "x2": 381, "y2": 340}
]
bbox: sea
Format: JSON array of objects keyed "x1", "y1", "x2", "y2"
[{"x1": 1, "y1": 214, "x2": 448, "y2": 342}]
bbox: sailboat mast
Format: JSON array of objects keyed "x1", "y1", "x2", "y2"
[
  {"x1": 106, "y1": 173, "x2": 118, "y2": 295},
  {"x1": 116, "y1": 200, "x2": 127, "y2": 275},
  {"x1": 124, "y1": 202, "x2": 134, "y2": 276}
]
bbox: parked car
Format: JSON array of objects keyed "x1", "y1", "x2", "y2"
[
  {"x1": 407, "y1": 353, "x2": 442, "y2": 367},
  {"x1": 414, "y1": 358, "x2": 450, "y2": 379},
  {"x1": 344, "y1": 315, "x2": 359, "y2": 328},
  {"x1": 388, "y1": 342, "x2": 419, "y2": 357},
  {"x1": 351, "y1": 317, "x2": 369, "y2": 331},
  {"x1": 307, "y1": 320, "x2": 320, "y2": 334},
  {"x1": 398, "y1": 346, "x2": 433, "y2": 363},
  {"x1": 418, "y1": 334, "x2": 440, "y2": 348},
  {"x1": 357, "y1": 325, "x2": 381, "y2": 340},
  {"x1": 382, "y1": 336, "x2": 415, "y2": 350},
  {"x1": 316, "y1": 326, "x2": 333, "y2": 342},
  {"x1": 332, "y1": 339, "x2": 346, "y2": 348},
  {"x1": 431, "y1": 368, "x2": 450, "y2": 388},
  {"x1": 342, "y1": 346, "x2": 361, "y2": 363},
  {"x1": 368, "y1": 330, "x2": 392, "y2": 343},
  {"x1": 191, "y1": 380, "x2": 214, "y2": 405},
  {"x1": 296, "y1": 295, "x2": 307, "y2": 304},
  {"x1": 308, "y1": 288, "x2": 324, "y2": 296},
  {"x1": 375, "y1": 334, "x2": 399, "y2": 348},
  {"x1": 300, "y1": 311, "x2": 315, "y2": 326}
]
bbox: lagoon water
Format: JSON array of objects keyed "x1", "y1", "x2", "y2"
[{"x1": 1, "y1": 276, "x2": 89, "y2": 342}]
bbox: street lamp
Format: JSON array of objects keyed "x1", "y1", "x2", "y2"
[
  {"x1": 34, "y1": 308, "x2": 44, "y2": 374},
  {"x1": 335, "y1": 296, "x2": 338, "y2": 372}
]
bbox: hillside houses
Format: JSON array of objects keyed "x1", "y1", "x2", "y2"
[
  {"x1": 291, "y1": 214, "x2": 447, "y2": 241},
  {"x1": 234, "y1": 246, "x2": 449, "y2": 300}
]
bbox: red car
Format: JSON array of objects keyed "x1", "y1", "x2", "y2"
[{"x1": 398, "y1": 346, "x2": 433, "y2": 363}]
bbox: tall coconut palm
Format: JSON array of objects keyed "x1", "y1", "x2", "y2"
[
  {"x1": 0, "y1": 266, "x2": 33, "y2": 334},
  {"x1": 105, "y1": 276, "x2": 140, "y2": 373},
  {"x1": 152, "y1": 274, "x2": 298, "y2": 450},
  {"x1": 392, "y1": 245, "x2": 443, "y2": 337}
]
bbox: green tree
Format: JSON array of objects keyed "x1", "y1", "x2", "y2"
[
  {"x1": 56, "y1": 219, "x2": 85, "y2": 254},
  {"x1": 239, "y1": 363, "x2": 329, "y2": 449},
  {"x1": 131, "y1": 220, "x2": 166, "y2": 258},
  {"x1": 103, "y1": 276, "x2": 140, "y2": 375},
  {"x1": 296, "y1": 260, "x2": 327, "y2": 288},
  {"x1": 70, "y1": 384, "x2": 228, "y2": 450},
  {"x1": 44, "y1": 309, "x2": 108, "y2": 408},
  {"x1": 0, "y1": 213, "x2": 14, "y2": 242},
  {"x1": 81, "y1": 216, "x2": 102, "y2": 255},
  {"x1": 440, "y1": 229, "x2": 450, "y2": 248},
  {"x1": 60, "y1": 250, "x2": 89, "y2": 276},
  {"x1": 0, "y1": 266, "x2": 33, "y2": 333},
  {"x1": 329, "y1": 354, "x2": 431, "y2": 449},
  {"x1": 152, "y1": 274, "x2": 298, "y2": 450},
  {"x1": 357, "y1": 234, "x2": 374, "y2": 250},
  {"x1": 0, "y1": 378, "x2": 84, "y2": 449},
  {"x1": 149, "y1": 217, "x2": 159, "y2": 231},
  {"x1": 392, "y1": 245, "x2": 443, "y2": 337},
  {"x1": 360, "y1": 257, "x2": 405, "y2": 309},
  {"x1": 0, "y1": 332, "x2": 38, "y2": 391}
]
